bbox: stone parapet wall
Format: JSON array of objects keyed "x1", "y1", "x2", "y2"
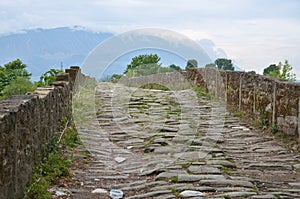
[
  {"x1": 184, "y1": 68, "x2": 300, "y2": 143},
  {"x1": 119, "y1": 71, "x2": 191, "y2": 90},
  {"x1": 0, "y1": 66, "x2": 94, "y2": 199}
]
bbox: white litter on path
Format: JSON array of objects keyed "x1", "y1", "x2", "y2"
[
  {"x1": 92, "y1": 188, "x2": 108, "y2": 194},
  {"x1": 115, "y1": 157, "x2": 126, "y2": 163},
  {"x1": 180, "y1": 190, "x2": 205, "y2": 197}
]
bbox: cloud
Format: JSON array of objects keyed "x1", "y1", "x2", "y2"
[
  {"x1": 1, "y1": 0, "x2": 299, "y2": 34},
  {"x1": 0, "y1": 0, "x2": 299, "y2": 77}
]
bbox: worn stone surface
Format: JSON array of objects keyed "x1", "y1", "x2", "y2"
[
  {"x1": 188, "y1": 165, "x2": 221, "y2": 174},
  {"x1": 67, "y1": 82, "x2": 300, "y2": 199}
]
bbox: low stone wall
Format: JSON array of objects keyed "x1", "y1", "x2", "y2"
[
  {"x1": 0, "y1": 66, "x2": 94, "y2": 199},
  {"x1": 120, "y1": 68, "x2": 300, "y2": 144},
  {"x1": 119, "y1": 71, "x2": 191, "y2": 90}
]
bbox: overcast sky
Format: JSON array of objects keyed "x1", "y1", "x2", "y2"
[{"x1": 1, "y1": 0, "x2": 300, "y2": 77}]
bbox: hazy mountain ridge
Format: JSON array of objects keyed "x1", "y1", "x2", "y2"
[
  {"x1": 0, "y1": 27, "x2": 113, "y2": 79},
  {"x1": 0, "y1": 27, "x2": 245, "y2": 80}
]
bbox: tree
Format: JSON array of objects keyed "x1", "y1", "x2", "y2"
[
  {"x1": 0, "y1": 77, "x2": 35, "y2": 100},
  {"x1": 111, "y1": 74, "x2": 123, "y2": 82},
  {"x1": 186, "y1": 59, "x2": 198, "y2": 69},
  {"x1": 214, "y1": 58, "x2": 234, "y2": 70},
  {"x1": 3, "y1": 58, "x2": 31, "y2": 77},
  {"x1": 0, "y1": 59, "x2": 31, "y2": 92},
  {"x1": 247, "y1": 71, "x2": 256, "y2": 75},
  {"x1": 169, "y1": 64, "x2": 181, "y2": 71},
  {"x1": 124, "y1": 54, "x2": 161, "y2": 74},
  {"x1": 263, "y1": 64, "x2": 279, "y2": 76},
  {"x1": 37, "y1": 68, "x2": 63, "y2": 86},
  {"x1": 279, "y1": 60, "x2": 296, "y2": 81},
  {"x1": 263, "y1": 60, "x2": 296, "y2": 82}
]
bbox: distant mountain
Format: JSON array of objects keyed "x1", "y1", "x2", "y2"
[
  {"x1": 0, "y1": 27, "x2": 240, "y2": 80},
  {"x1": 0, "y1": 27, "x2": 113, "y2": 80}
]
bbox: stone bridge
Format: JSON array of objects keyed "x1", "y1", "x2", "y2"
[
  {"x1": 1, "y1": 67, "x2": 300, "y2": 199},
  {"x1": 71, "y1": 68, "x2": 300, "y2": 198}
]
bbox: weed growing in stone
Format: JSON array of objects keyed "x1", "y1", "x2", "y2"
[
  {"x1": 167, "y1": 109, "x2": 182, "y2": 115},
  {"x1": 180, "y1": 162, "x2": 191, "y2": 169},
  {"x1": 188, "y1": 140, "x2": 202, "y2": 146},
  {"x1": 270, "y1": 124, "x2": 279, "y2": 134},
  {"x1": 224, "y1": 194, "x2": 231, "y2": 199},
  {"x1": 221, "y1": 167, "x2": 232, "y2": 175},
  {"x1": 249, "y1": 189, "x2": 259, "y2": 194},
  {"x1": 191, "y1": 86, "x2": 212, "y2": 98},
  {"x1": 210, "y1": 152, "x2": 217, "y2": 158},
  {"x1": 169, "y1": 188, "x2": 180, "y2": 198},
  {"x1": 252, "y1": 119, "x2": 261, "y2": 127},
  {"x1": 169, "y1": 176, "x2": 179, "y2": 183},
  {"x1": 226, "y1": 158, "x2": 235, "y2": 163},
  {"x1": 187, "y1": 169, "x2": 193, "y2": 175},
  {"x1": 273, "y1": 194, "x2": 282, "y2": 199},
  {"x1": 234, "y1": 111, "x2": 245, "y2": 119},
  {"x1": 160, "y1": 141, "x2": 169, "y2": 146},
  {"x1": 24, "y1": 121, "x2": 82, "y2": 199}
]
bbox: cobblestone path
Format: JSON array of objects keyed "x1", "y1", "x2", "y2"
[{"x1": 71, "y1": 82, "x2": 300, "y2": 199}]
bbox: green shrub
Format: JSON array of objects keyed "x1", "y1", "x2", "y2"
[
  {"x1": 0, "y1": 77, "x2": 36, "y2": 99},
  {"x1": 37, "y1": 68, "x2": 63, "y2": 86}
]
